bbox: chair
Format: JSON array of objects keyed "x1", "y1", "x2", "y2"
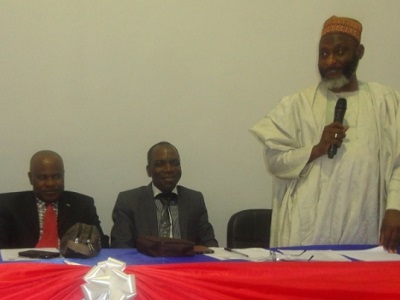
[{"x1": 227, "y1": 209, "x2": 272, "y2": 249}]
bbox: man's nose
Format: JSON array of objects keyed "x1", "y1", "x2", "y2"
[
  {"x1": 326, "y1": 54, "x2": 338, "y2": 66},
  {"x1": 45, "y1": 178, "x2": 56, "y2": 186},
  {"x1": 164, "y1": 163, "x2": 174, "y2": 172}
]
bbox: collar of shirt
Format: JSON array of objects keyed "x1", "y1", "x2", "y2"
[
  {"x1": 151, "y1": 183, "x2": 178, "y2": 199},
  {"x1": 35, "y1": 197, "x2": 58, "y2": 209}
]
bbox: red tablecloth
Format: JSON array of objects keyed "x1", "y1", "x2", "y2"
[{"x1": 0, "y1": 261, "x2": 399, "y2": 299}]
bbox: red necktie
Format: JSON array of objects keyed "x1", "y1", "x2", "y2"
[{"x1": 36, "y1": 203, "x2": 58, "y2": 248}]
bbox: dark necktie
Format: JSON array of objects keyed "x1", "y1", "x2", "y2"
[
  {"x1": 36, "y1": 203, "x2": 58, "y2": 248},
  {"x1": 156, "y1": 193, "x2": 176, "y2": 238}
]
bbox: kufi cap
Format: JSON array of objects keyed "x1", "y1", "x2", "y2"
[{"x1": 321, "y1": 16, "x2": 362, "y2": 42}]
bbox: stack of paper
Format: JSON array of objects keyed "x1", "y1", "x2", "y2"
[
  {"x1": 207, "y1": 247, "x2": 274, "y2": 261},
  {"x1": 206, "y1": 246, "x2": 400, "y2": 262}
]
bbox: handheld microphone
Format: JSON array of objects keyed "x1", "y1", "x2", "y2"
[{"x1": 328, "y1": 98, "x2": 347, "y2": 159}]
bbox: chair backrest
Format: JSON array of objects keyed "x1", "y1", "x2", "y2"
[{"x1": 226, "y1": 209, "x2": 272, "y2": 249}]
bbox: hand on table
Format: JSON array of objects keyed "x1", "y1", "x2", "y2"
[
  {"x1": 194, "y1": 245, "x2": 214, "y2": 254},
  {"x1": 380, "y1": 209, "x2": 400, "y2": 253}
]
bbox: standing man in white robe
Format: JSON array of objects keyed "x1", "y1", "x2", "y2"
[{"x1": 250, "y1": 16, "x2": 400, "y2": 252}]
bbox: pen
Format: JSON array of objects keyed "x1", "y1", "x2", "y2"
[{"x1": 224, "y1": 247, "x2": 249, "y2": 257}]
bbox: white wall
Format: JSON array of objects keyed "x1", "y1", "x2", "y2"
[{"x1": 1, "y1": 1, "x2": 399, "y2": 246}]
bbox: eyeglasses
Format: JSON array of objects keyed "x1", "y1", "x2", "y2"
[{"x1": 267, "y1": 250, "x2": 314, "y2": 262}]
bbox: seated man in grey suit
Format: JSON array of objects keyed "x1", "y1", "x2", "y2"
[
  {"x1": 111, "y1": 141, "x2": 219, "y2": 250},
  {"x1": 0, "y1": 150, "x2": 108, "y2": 249}
]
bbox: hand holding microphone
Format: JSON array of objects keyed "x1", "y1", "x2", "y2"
[
  {"x1": 309, "y1": 98, "x2": 348, "y2": 163},
  {"x1": 328, "y1": 98, "x2": 347, "y2": 158}
]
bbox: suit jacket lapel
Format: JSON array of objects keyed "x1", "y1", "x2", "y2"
[
  {"x1": 21, "y1": 193, "x2": 41, "y2": 239},
  {"x1": 57, "y1": 194, "x2": 70, "y2": 230},
  {"x1": 144, "y1": 184, "x2": 159, "y2": 235},
  {"x1": 177, "y1": 186, "x2": 189, "y2": 239}
]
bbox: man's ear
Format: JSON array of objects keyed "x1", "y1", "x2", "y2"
[
  {"x1": 146, "y1": 165, "x2": 151, "y2": 177},
  {"x1": 356, "y1": 44, "x2": 365, "y2": 59},
  {"x1": 28, "y1": 172, "x2": 33, "y2": 185}
]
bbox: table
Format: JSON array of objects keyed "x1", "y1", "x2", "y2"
[
  {"x1": 0, "y1": 248, "x2": 219, "y2": 266},
  {"x1": 0, "y1": 245, "x2": 399, "y2": 299}
]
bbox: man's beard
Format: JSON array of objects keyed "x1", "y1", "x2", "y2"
[
  {"x1": 320, "y1": 76, "x2": 350, "y2": 90},
  {"x1": 319, "y1": 54, "x2": 359, "y2": 90}
]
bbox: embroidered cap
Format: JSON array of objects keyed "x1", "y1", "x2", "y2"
[{"x1": 321, "y1": 16, "x2": 363, "y2": 43}]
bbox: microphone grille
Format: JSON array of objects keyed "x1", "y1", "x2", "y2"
[{"x1": 336, "y1": 98, "x2": 347, "y2": 109}]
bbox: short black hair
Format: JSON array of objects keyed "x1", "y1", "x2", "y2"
[{"x1": 147, "y1": 141, "x2": 178, "y2": 165}]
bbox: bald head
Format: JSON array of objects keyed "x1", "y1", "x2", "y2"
[
  {"x1": 30, "y1": 150, "x2": 64, "y2": 170},
  {"x1": 28, "y1": 150, "x2": 65, "y2": 202}
]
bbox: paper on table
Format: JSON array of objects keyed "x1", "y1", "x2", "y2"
[
  {"x1": 204, "y1": 246, "x2": 400, "y2": 262},
  {"x1": 1, "y1": 248, "x2": 59, "y2": 261},
  {"x1": 227, "y1": 247, "x2": 273, "y2": 261},
  {"x1": 206, "y1": 247, "x2": 272, "y2": 261},
  {"x1": 207, "y1": 247, "x2": 347, "y2": 262},
  {"x1": 336, "y1": 246, "x2": 400, "y2": 261},
  {"x1": 277, "y1": 249, "x2": 350, "y2": 262}
]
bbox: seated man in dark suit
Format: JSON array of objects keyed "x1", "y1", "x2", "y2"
[
  {"x1": 0, "y1": 150, "x2": 108, "y2": 249},
  {"x1": 111, "y1": 141, "x2": 218, "y2": 251}
]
